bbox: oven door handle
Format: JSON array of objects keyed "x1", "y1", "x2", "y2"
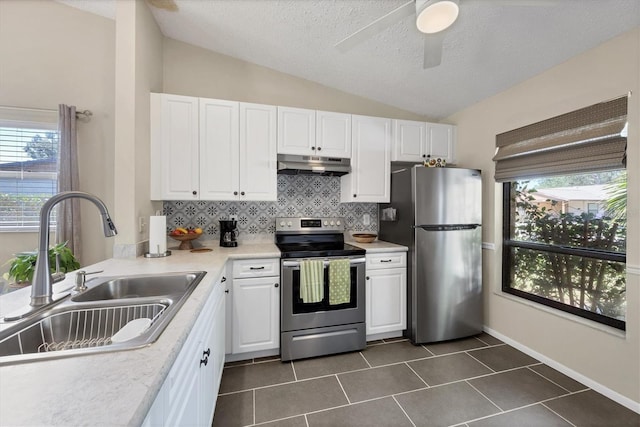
[{"x1": 282, "y1": 257, "x2": 366, "y2": 268}]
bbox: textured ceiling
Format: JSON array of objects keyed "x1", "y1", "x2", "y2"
[{"x1": 57, "y1": 0, "x2": 640, "y2": 120}]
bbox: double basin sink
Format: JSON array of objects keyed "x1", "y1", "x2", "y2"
[{"x1": 0, "y1": 271, "x2": 207, "y2": 366}]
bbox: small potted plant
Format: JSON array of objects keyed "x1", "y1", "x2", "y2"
[{"x1": 3, "y1": 241, "x2": 80, "y2": 288}]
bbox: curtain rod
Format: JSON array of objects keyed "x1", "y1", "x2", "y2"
[{"x1": 0, "y1": 105, "x2": 93, "y2": 120}]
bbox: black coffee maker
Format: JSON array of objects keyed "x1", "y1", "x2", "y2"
[{"x1": 219, "y1": 219, "x2": 238, "y2": 247}]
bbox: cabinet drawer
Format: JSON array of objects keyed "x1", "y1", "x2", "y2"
[
  {"x1": 233, "y1": 258, "x2": 279, "y2": 278},
  {"x1": 366, "y1": 252, "x2": 407, "y2": 270}
]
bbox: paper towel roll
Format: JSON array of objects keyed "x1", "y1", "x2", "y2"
[{"x1": 149, "y1": 216, "x2": 167, "y2": 254}]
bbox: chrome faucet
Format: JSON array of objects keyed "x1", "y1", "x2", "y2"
[{"x1": 30, "y1": 191, "x2": 117, "y2": 307}]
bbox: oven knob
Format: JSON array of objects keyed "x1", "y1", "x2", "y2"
[
  {"x1": 287, "y1": 221, "x2": 292, "y2": 227},
  {"x1": 323, "y1": 221, "x2": 328, "y2": 226},
  {"x1": 279, "y1": 221, "x2": 285, "y2": 227},
  {"x1": 330, "y1": 221, "x2": 335, "y2": 226},
  {"x1": 336, "y1": 220, "x2": 341, "y2": 226}
]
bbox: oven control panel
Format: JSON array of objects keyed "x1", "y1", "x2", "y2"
[{"x1": 276, "y1": 217, "x2": 345, "y2": 232}]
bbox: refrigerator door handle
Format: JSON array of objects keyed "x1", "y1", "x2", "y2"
[{"x1": 413, "y1": 224, "x2": 481, "y2": 231}]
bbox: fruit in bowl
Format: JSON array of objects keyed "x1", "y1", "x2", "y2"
[{"x1": 169, "y1": 227, "x2": 203, "y2": 250}]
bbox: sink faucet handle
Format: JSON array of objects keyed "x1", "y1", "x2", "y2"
[{"x1": 74, "y1": 270, "x2": 103, "y2": 292}]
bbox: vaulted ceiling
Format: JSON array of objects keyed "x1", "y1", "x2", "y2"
[{"x1": 57, "y1": 0, "x2": 640, "y2": 120}]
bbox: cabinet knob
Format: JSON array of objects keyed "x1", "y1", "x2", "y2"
[
  {"x1": 353, "y1": 194, "x2": 357, "y2": 198},
  {"x1": 234, "y1": 191, "x2": 238, "y2": 195},
  {"x1": 311, "y1": 146, "x2": 316, "y2": 151},
  {"x1": 203, "y1": 348, "x2": 210, "y2": 357},
  {"x1": 426, "y1": 154, "x2": 431, "y2": 158},
  {"x1": 274, "y1": 283, "x2": 279, "y2": 288},
  {"x1": 240, "y1": 191, "x2": 245, "y2": 196},
  {"x1": 366, "y1": 276, "x2": 370, "y2": 280},
  {"x1": 422, "y1": 154, "x2": 426, "y2": 158},
  {"x1": 200, "y1": 356, "x2": 208, "y2": 367},
  {"x1": 192, "y1": 190, "x2": 197, "y2": 196},
  {"x1": 317, "y1": 147, "x2": 321, "y2": 151},
  {"x1": 221, "y1": 276, "x2": 226, "y2": 282},
  {"x1": 225, "y1": 289, "x2": 229, "y2": 294}
]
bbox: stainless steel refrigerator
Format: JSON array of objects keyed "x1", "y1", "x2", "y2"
[{"x1": 379, "y1": 166, "x2": 482, "y2": 344}]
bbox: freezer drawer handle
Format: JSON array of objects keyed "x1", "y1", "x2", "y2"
[{"x1": 414, "y1": 224, "x2": 481, "y2": 231}]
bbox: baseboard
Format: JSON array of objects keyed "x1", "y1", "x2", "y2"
[
  {"x1": 483, "y1": 326, "x2": 640, "y2": 414},
  {"x1": 224, "y1": 348, "x2": 280, "y2": 363},
  {"x1": 366, "y1": 330, "x2": 404, "y2": 342}
]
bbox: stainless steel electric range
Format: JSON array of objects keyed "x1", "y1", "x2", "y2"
[{"x1": 275, "y1": 217, "x2": 366, "y2": 361}]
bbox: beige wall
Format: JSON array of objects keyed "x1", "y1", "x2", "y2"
[
  {"x1": 447, "y1": 28, "x2": 640, "y2": 405},
  {"x1": 0, "y1": 0, "x2": 115, "y2": 272},
  {"x1": 163, "y1": 38, "x2": 427, "y2": 121}
]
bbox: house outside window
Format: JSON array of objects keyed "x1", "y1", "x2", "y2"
[
  {"x1": 493, "y1": 96, "x2": 628, "y2": 330},
  {"x1": 0, "y1": 108, "x2": 59, "y2": 231}
]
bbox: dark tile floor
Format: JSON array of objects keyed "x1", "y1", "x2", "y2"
[{"x1": 213, "y1": 333, "x2": 640, "y2": 427}]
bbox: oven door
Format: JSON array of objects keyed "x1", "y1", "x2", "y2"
[{"x1": 281, "y1": 256, "x2": 366, "y2": 332}]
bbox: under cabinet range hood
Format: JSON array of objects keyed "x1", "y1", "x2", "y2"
[{"x1": 277, "y1": 154, "x2": 351, "y2": 176}]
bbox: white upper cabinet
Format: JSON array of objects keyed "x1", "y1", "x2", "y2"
[
  {"x1": 151, "y1": 94, "x2": 277, "y2": 201},
  {"x1": 278, "y1": 107, "x2": 351, "y2": 158},
  {"x1": 392, "y1": 119, "x2": 426, "y2": 162},
  {"x1": 239, "y1": 103, "x2": 278, "y2": 201},
  {"x1": 315, "y1": 110, "x2": 351, "y2": 158},
  {"x1": 277, "y1": 106, "x2": 316, "y2": 156},
  {"x1": 199, "y1": 98, "x2": 240, "y2": 200},
  {"x1": 150, "y1": 93, "x2": 200, "y2": 200},
  {"x1": 427, "y1": 122, "x2": 456, "y2": 163},
  {"x1": 341, "y1": 115, "x2": 391, "y2": 203},
  {"x1": 390, "y1": 119, "x2": 456, "y2": 164}
]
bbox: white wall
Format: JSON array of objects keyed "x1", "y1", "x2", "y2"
[
  {"x1": 447, "y1": 28, "x2": 640, "y2": 406},
  {"x1": 162, "y1": 38, "x2": 428, "y2": 121},
  {"x1": 0, "y1": 0, "x2": 115, "y2": 272}
]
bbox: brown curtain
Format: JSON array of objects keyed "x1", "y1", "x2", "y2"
[
  {"x1": 493, "y1": 96, "x2": 628, "y2": 182},
  {"x1": 57, "y1": 104, "x2": 82, "y2": 262}
]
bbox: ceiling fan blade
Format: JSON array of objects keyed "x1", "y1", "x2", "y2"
[
  {"x1": 336, "y1": 0, "x2": 416, "y2": 53},
  {"x1": 423, "y1": 31, "x2": 445, "y2": 69},
  {"x1": 146, "y1": 0, "x2": 178, "y2": 12}
]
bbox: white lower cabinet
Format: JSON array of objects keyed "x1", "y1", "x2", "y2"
[
  {"x1": 143, "y1": 274, "x2": 225, "y2": 427},
  {"x1": 231, "y1": 259, "x2": 280, "y2": 354},
  {"x1": 366, "y1": 252, "x2": 407, "y2": 337}
]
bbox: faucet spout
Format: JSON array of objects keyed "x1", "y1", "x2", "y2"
[{"x1": 30, "y1": 191, "x2": 117, "y2": 307}]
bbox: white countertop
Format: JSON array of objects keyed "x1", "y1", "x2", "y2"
[
  {"x1": 0, "y1": 243, "x2": 279, "y2": 427},
  {"x1": 0, "y1": 239, "x2": 407, "y2": 426},
  {"x1": 348, "y1": 239, "x2": 409, "y2": 253}
]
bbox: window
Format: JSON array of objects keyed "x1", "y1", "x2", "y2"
[
  {"x1": 494, "y1": 95, "x2": 628, "y2": 330},
  {"x1": 0, "y1": 108, "x2": 59, "y2": 231},
  {"x1": 503, "y1": 171, "x2": 626, "y2": 329}
]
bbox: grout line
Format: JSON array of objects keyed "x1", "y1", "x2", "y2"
[
  {"x1": 526, "y1": 365, "x2": 574, "y2": 394},
  {"x1": 291, "y1": 361, "x2": 298, "y2": 382},
  {"x1": 392, "y1": 395, "x2": 417, "y2": 427},
  {"x1": 335, "y1": 374, "x2": 352, "y2": 404},
  {"x1": 465, "y1": 380, "x2": 504, "y2": 412},
  {"x1": 404, "y1": 361, "x2": 430, "y2": 388},
  {"x1": 359, "y1": 350, "x2": 372, "y2": 368},
  {"x1": 540, "y1": 402, "x2": 578, "y2": 427},
  {"x1": 464, "y1": 351, "x2": 497, "y2": 373},
  {"x1": 304, "y1": 413, "x2": 310, "y2": 427}
]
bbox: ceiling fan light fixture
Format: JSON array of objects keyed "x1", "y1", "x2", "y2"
[{"x1": 416, "y1": 0, "x2": 459, "y2": 34}]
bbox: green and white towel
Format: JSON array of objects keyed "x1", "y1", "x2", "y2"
[
  {"x1": 329, "y1": 259, "x2": 351, "y2": 305},
  {"x1": 300, "y1": 259, "x2": 324, "y2": 303}
]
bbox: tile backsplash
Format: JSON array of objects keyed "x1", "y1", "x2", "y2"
[{"x1": 163, "y1": 175, "x2": 378, "y2": 243}]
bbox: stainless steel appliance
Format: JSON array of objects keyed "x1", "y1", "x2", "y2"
[
  {"x1": 219, "y1": 220, "x2": 238, "y2": 247},
  {"x1": 276, "y1": 217, "x2": 366, "y2": 361},
  {"x1": 277, "y1": 154, "x2": 351, "y2": 176},
  {"x1": 379, "y1": 166, "x2": 482, "y2": 344}
]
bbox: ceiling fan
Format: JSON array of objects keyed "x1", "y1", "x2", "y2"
[{"x1": 335, "y1": 0, "x2": 552, "y2": 69}]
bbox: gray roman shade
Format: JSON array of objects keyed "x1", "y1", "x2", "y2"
[{"x1": 493, "y1": 95, "x2": 628, "y2": 182}]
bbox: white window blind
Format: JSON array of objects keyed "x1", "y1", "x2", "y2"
[{"x1": 0, "y1": 107, "x2": 59, "y2": 230}]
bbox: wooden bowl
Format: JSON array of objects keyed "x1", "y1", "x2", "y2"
[
  {"x1": 168, "y1": 233, "x2": 200, "y2": 250},
  {"x1": 352, "y1": 233, "x2": 377, "y2": 243}
]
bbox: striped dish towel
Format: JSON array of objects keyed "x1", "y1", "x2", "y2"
[
  {"x1": 329, "y1": 259, "x2": 351, "y2": 305},
  {"x1": 300, "y1": 259, "x2": 324, "y2": 303}
]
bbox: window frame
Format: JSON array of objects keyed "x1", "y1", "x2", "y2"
[
  {"x1": 0, "y1": 115, "x2": 59, "y2": 232},
  {"x1": 501, "y1": 181, "x2": 626, "y2": 330}
]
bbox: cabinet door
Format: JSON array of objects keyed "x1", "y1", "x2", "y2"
[
  {"x1": 366, "y1": 267, "x2": 407, "y2": 336},
  {"x1": 341, "y1": 115, "x2": 391, "y2": 203},
  {"x1": 224, "y1": 275, "x2": 233, "y2": 355},
  {"x1": 239, "y1": 103, "x2": 278, "y2": 201},
  {"x1": 199, "y1": 98, "x2": 240, "y2": 200},
  {"x1": 200, "y1": 284, "x2": 225, "y2": 425},
  {"x1": 316, "y1": 111, "x2": 351, "y2": 158},
  {"x1": 277, "y1": 106, "x2": 316, "y2": 156},
  {"x1": 150, "y1": 93, "x2": 200, "y2": 200},
  {"x1": 232, "y1": 276, "x2": 280, "y2": 353},
  {"x1": 426, "y1": 123, "x2": 455, "y2": 163},
  {"x1": 392, "y1": 119, "x2": 426, "y2": 162}
]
